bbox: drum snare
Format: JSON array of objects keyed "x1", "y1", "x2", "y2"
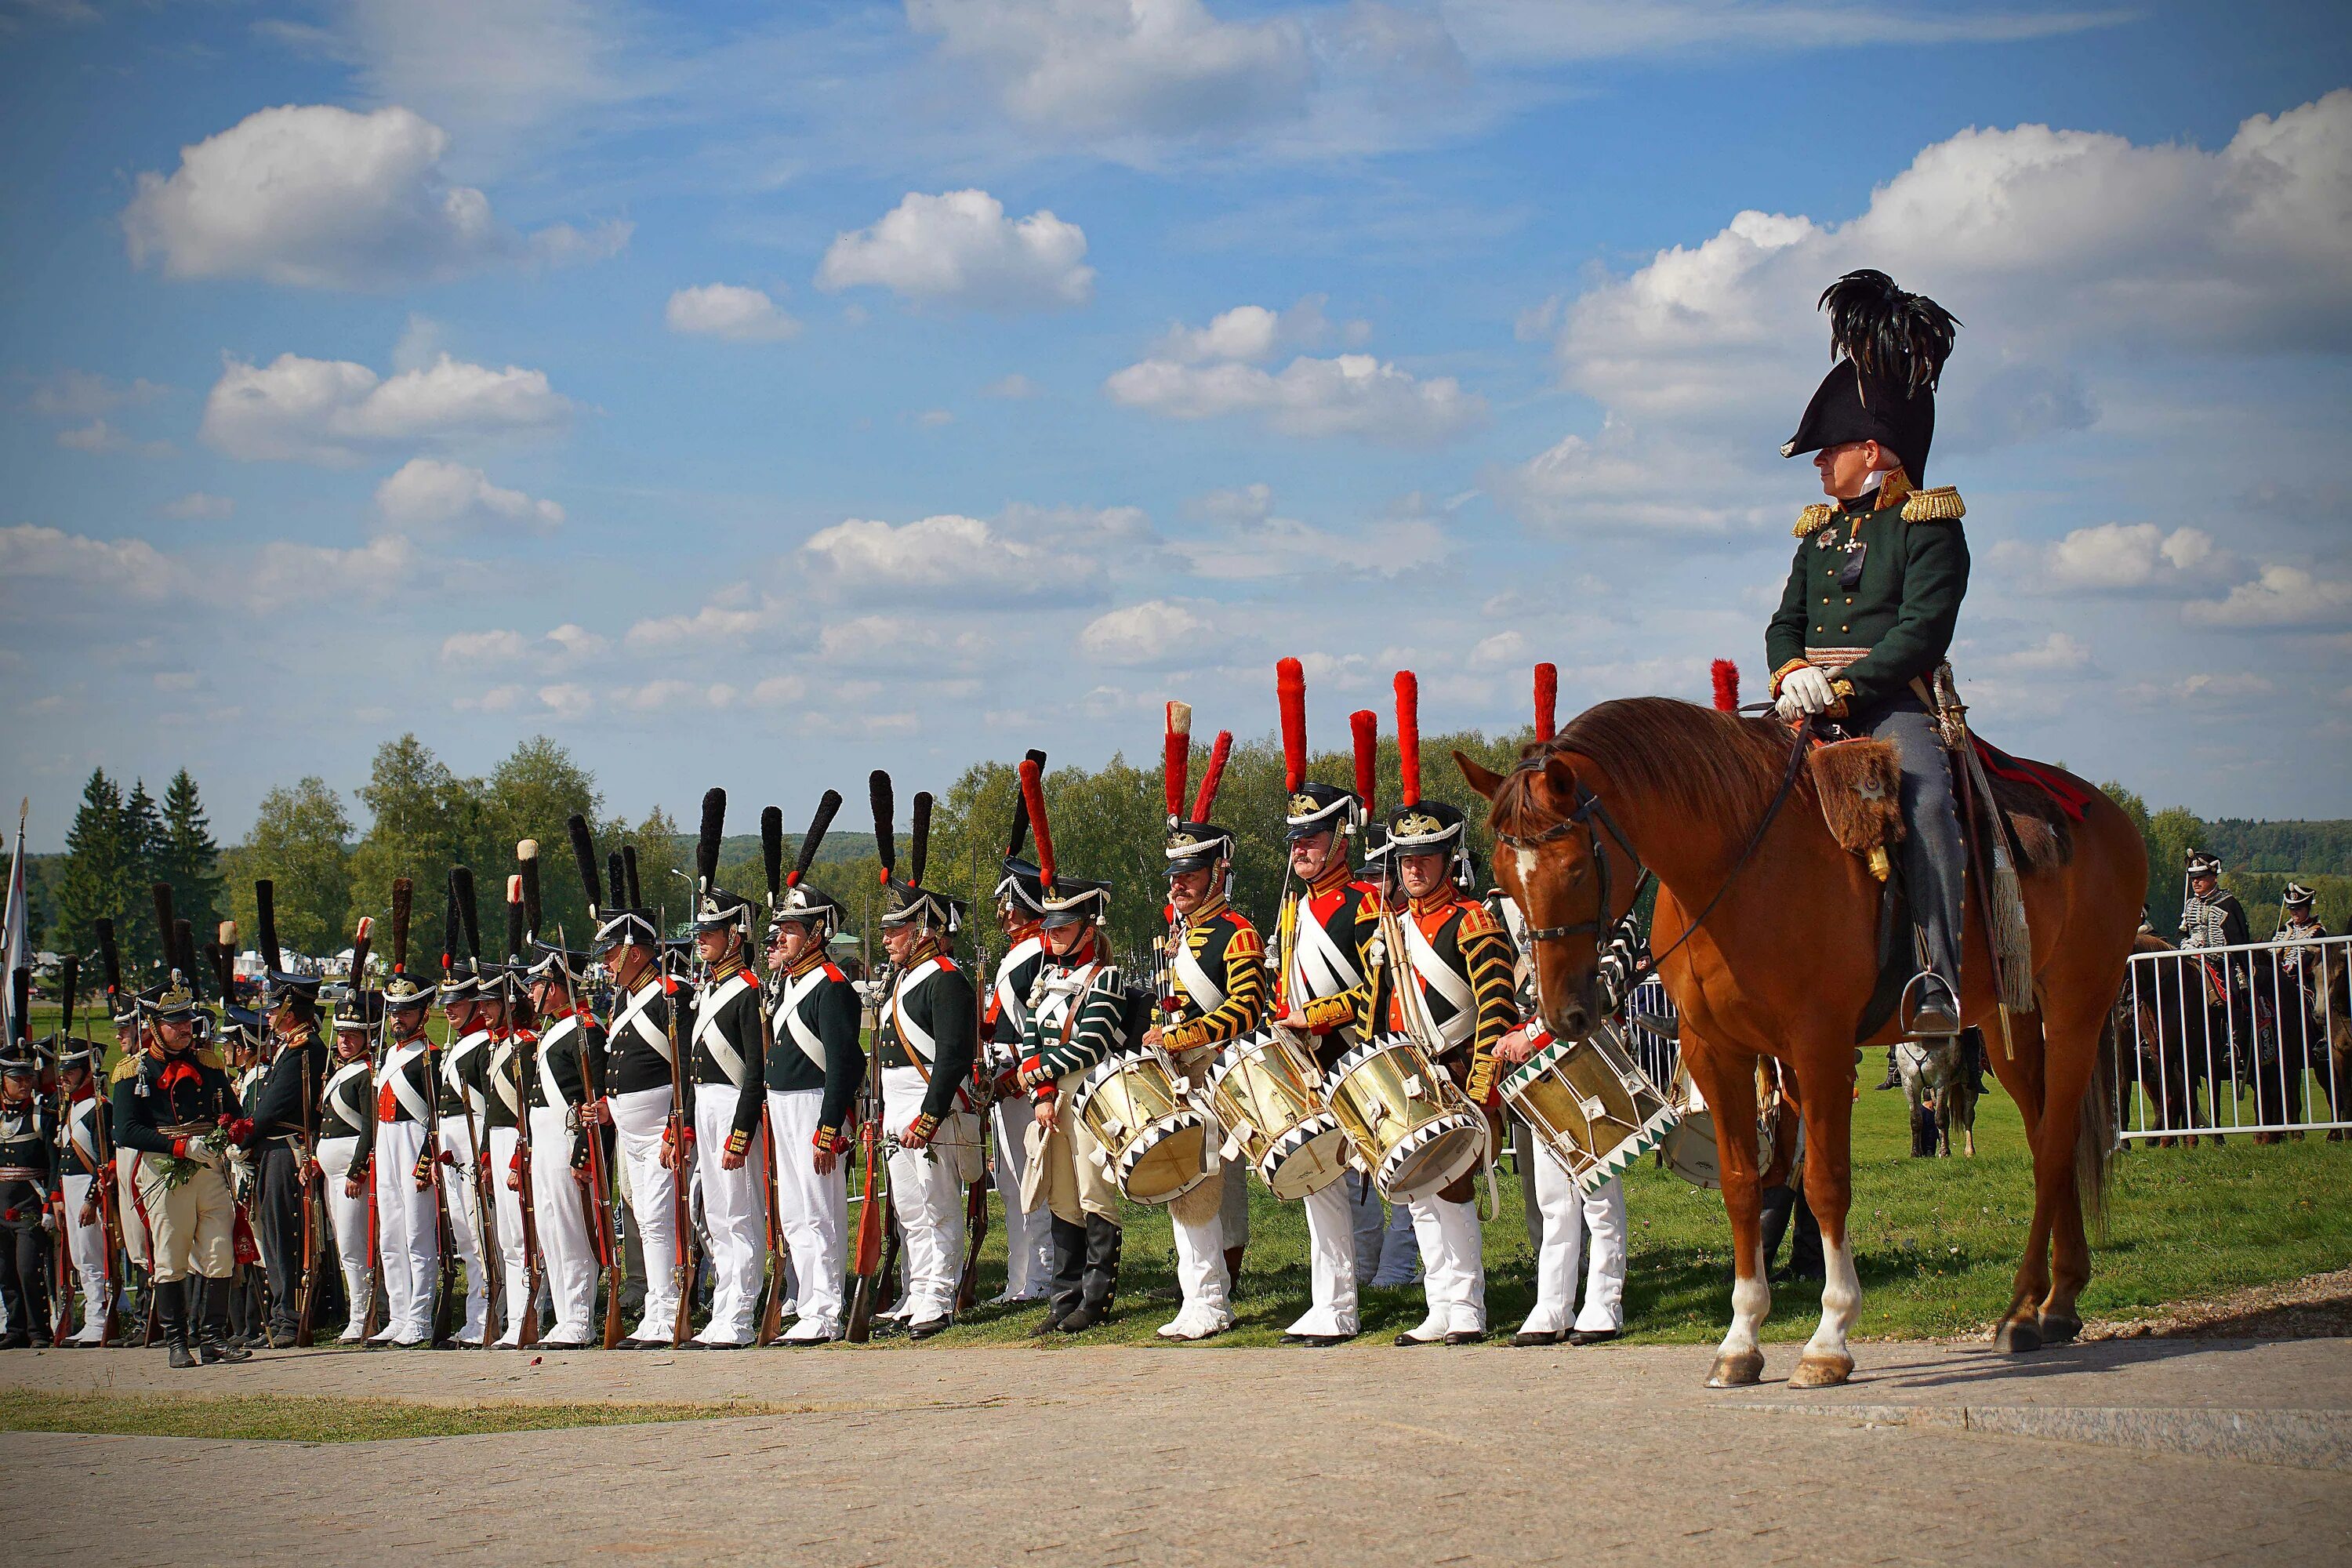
[{"x1": 1204, "y1": 1029, "x2": 1350, "y2": 1201}]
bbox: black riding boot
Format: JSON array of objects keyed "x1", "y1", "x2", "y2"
[
  {"x1": 199, "y1": 1276, "x2": 253, "y2": 1364},
  {"x1": 1036, "y1": 1214, "x2": 1087, "y2": 1334},
  {"x1": 1059, "y1": 1214, "x2": 1121, "y2": 1333},
  {"x1": 157, "y1": 1278, "x2": 196, "y2": 1370}
]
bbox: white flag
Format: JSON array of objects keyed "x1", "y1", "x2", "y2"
[{"x1": 1, "y1": 800, "x2": 26, "y2": 1047}]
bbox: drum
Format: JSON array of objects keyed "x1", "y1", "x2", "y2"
[
  {"x1": 1067, "y1": 1051, "x2": 1214, "y2": 1205},
  {"x1": 1325, "y1": 1033, "x2": 1489, "y2": 1202},
  {"x1": 1203, "y1": 1029, "x2": 1350, "y2": 1201},
  {"x1": 1501, "y1": 1021, "x2": 1677, "y2": 1197}
]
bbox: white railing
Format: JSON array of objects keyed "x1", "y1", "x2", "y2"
[
  {"x1": 1623, "y1": 975, "x2": 1680, "y2": 1089},
  {"x1": 2113, "y1": 930, "x2": 2352, "y2": 1143}
]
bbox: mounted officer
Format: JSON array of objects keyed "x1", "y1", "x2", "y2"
[{"x1": 1768, "y1": 269, "x2": 1969, "y2": 1038}]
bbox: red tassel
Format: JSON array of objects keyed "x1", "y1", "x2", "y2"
[
  {"x1": 1711, "y1": 659, "x2": 1740, "y2": 713},
  {"x1": 1018, "y1": 758, "x2": 1055, "y2": 895},
  {"x1": 1350, "y1": 710, "x2": 1377, "y2": 812},
  {"x1": 1534, "y1": 662, "x2": 1558, "y2": 744},
  {"x1": 1276, "y1": 657, "x2": 1308, "y2": 792},
  {"x1": 1191, "y1": 731, "x2": 1232, "y2": 822},
  {"x1": 1163, "y1": 700, "x2": 1191, "y2": 822},
  {"x1": 1394, "y1": 670, "x2": 1421, "y2": 808}
]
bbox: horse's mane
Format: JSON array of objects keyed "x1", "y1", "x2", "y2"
[{"x1": 1489, "y1": 696, "x2": 1790, "y2": 833}]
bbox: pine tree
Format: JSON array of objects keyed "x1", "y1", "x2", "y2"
[
  {"x1": 123, "y1": 778, "x2": 168, "y2": 970},
  {"x1": 158, "y1": 768, "x2": 224, "y2": 949},
  {"x1": 48, "y1": 769, "x2": 143, "y2": 974}
]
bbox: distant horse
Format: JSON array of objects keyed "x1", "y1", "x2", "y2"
[
  {"x1": 1465, "y1": 698, "x2": 2144, "y2": 1387},
  {"x1": 2114, "y1": 932, "x2": 2214, "y2": 1145},
  {"x1": 1897, "y1": 1027, "x2": 1984, "y2": 1158},
  {"x1": 2269, "y1": 935, "x2": 2352, "y2": 1139}
]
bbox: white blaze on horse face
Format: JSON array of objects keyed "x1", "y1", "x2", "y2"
[
  {"x1": 1721, "y1": 1236, "x2": 1770, "y2": 1359},
  {"x1": 1513, "y1": 847, "x2": 1541, "y2": 888},
  {"x1": 1806, "y1": 1231, "x2": 1861, "y2": 1364}
]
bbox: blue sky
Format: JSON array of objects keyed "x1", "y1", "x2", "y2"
[{"x1": 2, "y1": 0, "x2": 2347, "y2": 848}]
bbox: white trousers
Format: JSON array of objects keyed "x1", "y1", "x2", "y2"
[
  {"x1": 768, "y1": 1090, "x2": 846, "y2": 1339},
  {"x1": 314, "y1": 1135, "x2": 373, "y2": 1341},
  {"x1": 61, "y1": 1172, "x2": 111, "y2": 1340},
  {"x1": 488, "y1": 1127, "x2": 532, "y2": 1344},
  {"x1": 528, "y1": 1105, "x2": 598, "y2": 1343},
  {"x1": 114, "y1": 1147, "x2": 150, "y2": 1269},
  {"x1": 882, "y1": 1065, "x2": 964, "y2": 1323},
  {"x1": 435, "y1": 1118, "x2": 490, "y2": 1343},
  {"x1": 371, "y1": 1120, "x2": 437, "y2": 1341},
  {"x1": 1286, "y1": 1179, "x2": 1360, "y2": 1337},
  {"x1": 692, "y1": 1090, "x2": 764, "y2": 1345},
  {"x1": 1523, "y1": 1163, "x2": 1627, "y2": 1336},
  {"x1": 1406, "y1": 1192, "x2": 1486, "y2": 1334},
  {"x1": 1367, "y1": 1180, "x2": 1421, "y2": 1287},
  {"x1": 991, "y1": 1094, "x2": 1052, "y2": 1298},
  {"x1": 609, "y1": 1086, "x2": 682, "y2": 1340}
]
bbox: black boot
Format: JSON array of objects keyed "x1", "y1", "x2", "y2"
[
  {"x1": 1035, "y1": 1215, "x2": 1086, "y2": 1336},
  {"x1": 199, "y1": 1277, "x2": 253, "y2": 1364},
  {"x1": 1875, "y1": 1047, "x2": 1900, "y2": 1091},
  {"x1": 1758, "y1": 1184, "x2": 1795, "y2": 1283},
  {"x1": 158, "y1": 1279, "x2": 196, "y2": 1370},
  {"x1": 1059, "y1": 1215, "x2": 1121, "y2": 1333}
]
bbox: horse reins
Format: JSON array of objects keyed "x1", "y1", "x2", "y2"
[{"x1": 1500, "y1": 713, "x2": 1814, "y2": 1018}]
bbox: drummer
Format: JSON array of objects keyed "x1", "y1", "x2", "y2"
[
  {"x1": 1269, "y1": 677, "x2": 1382, "y2": 1345},
  {"x1": 1014, "y1": 869, "x2": 1127, "y2": 1334}
]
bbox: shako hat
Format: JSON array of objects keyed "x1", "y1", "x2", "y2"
[
  {"x1": 690, "y1": 789, "x2": 754, "y2": 938},
  {"x1": 1781, "y1": 269, "x2": 1958, "y2": 487},
  {"x1": 873, "y1": 774, "x2": 959, "y2": 931},
  {"x1": 1018, "y1": 756, "x2": 1110, "y2": 930},
  {"x1": 993, "y1": 749, "x2": 1051, "y2": 916},
  {"x1": 2185, "y1": 850, "x2": 2223, "y2": 878},
  {"x1": 2283, "y1": 881, "x2": 2316, "y2": 907},
  {"x1": 766, "y1": 790, "x2": 848, "y2": 940},
  {"x1": 1161, "y1": 701, "x2": 1236, "y2": 876},
  {"x1": 568, "y1": 814, "x2": 655, "y2": 951},
  {"x1": 249, "y1": 880, "x2": 319, "y2": 1001},
  {"x1": 380, "y1": 877, "x2": 434, "y2": 1016},
  {"x1": 1276, "y1": 658, "x2": 1377, "y2": 845}
]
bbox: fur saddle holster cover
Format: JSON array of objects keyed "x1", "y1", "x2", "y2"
[{"x1": 1807, "y1": 737, "x2": 1904, "y2": 877}]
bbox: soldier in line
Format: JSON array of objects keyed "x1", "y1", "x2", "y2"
[
  {"x1": 524, "y1": 940, "x2": 604, "y2": 1350},
  {"x1": 318, "y1": 990, "x2": 380, "y2": 1345},
  {"x1": 247, "y1": 960, "x2": 327, "y2": 1348},
  {"x1": 0, "y1": 1037, "x2": 60, "y2": 1348},
  {"x1": 683, "y1": 878, "x2": 768, "y2": 1350},
  {"x1": 55, "y1": 1036, "x2": 114, "y2": 1345},
  {"x1": 984, "y1": 862, "x2": 1054, "y2": 1305},
  {"x1": 760, "y1": 874, "x2": 866, "y2": 1345}
]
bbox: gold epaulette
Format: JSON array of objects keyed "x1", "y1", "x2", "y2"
[
  {"x1": 109, "y1": 1055, "x2": 140, "y2": 1085},
  {"x1": 1793, "y1": 503, "x2": 1837, "y2": 537},
  {"x1": 1224, "y1": 925, "x2": 1263, "y2": 960},
  {"x1": 1901, "y1": 485, "x2": 1964, "y2": 522},
  {"x1": 1455, "y1": 902, "x2": 1499, "y2": 938}
]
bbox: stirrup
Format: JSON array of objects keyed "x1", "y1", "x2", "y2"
[{"x1": 1898, "y1": 970, "x2": 1960, "y2": 1037}]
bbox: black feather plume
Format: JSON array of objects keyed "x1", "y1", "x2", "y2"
[
  {"x1": 203, "y1": 931, "x2": 230, "y2": 1001},
  {"x1": 1005, "y1": 748, "x2": 1047, "y2": 859},
  {"x1": 567, "y1": 814, "x2": 603, "y2": 919},
  {"x1": 696, "y1": 788, "x2": 726, "y2": 894},
  {"x1": 760, "y1": 806, "x2": 784, "y2": 908},
  {"x1": 869, "y1": 771, "x2": 895, "y2": 880},
  {"x1": 390, "y1": 879, "x2": 412, "y2": 975},
  {"x1": 152, "y1": 883, "x2": 179, "y2": 974},
  {"x1": 518, "y1": 840, "x2": 544, "y2": 942},
  {"x1": 790, "y1": 790, "x2": 841, "y2": 886},
  {"x1": 96, "y1": 918, "x2": 122, "y2": 1002},
  {"x1": 608, "y1": 851, "x2": 626, "y2": 913},
  {"x1": 1819, "y1": 268, "x2": 1958, "y2": 397},
  {"x1": 622, "y1": 846, "x2": 642, "y2": 911},
  {"x1": 909, "y1": 793, "x2": 933, "y2": 888},
  {"x1": 452, "y1": 866, "x2": 481, "y2": 962},
  {"x1": 174, "y1": 921, "x2": 198, "y2": 994}
]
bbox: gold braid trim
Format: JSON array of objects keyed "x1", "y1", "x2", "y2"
[
  {"x1": 1793, "y1": 503, "x2": 1837, "y2": 537},
  {"x1": 1901, "y1": 485, "x2": 1965, "y2": 522}
]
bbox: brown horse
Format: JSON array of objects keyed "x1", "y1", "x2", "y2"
[{"x1": 1461, "y1": 698, "x2": 2146, "y2": 1387}]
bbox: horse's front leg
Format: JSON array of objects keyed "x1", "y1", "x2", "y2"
[
  {"x1": 1790, "y1": 1040, "x2": 1860, "y2": 1388},
  {"x1": 1688, "y1": 1036, "x2": 1768, "y2": 1388}
]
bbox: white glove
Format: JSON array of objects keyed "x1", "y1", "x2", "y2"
[{"x1": 1775, "y1": 665, "x2": 1835, "y2": 720}]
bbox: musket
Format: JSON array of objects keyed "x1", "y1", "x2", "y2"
[
  {"x1": 754, "y1": 804, "x2": 789, "y2": 1346},
  {"x1": 449, "y1": 867, "x2": 503, "y2": 1345},
  {"x1": 423, "y1": 877, "x2": 462, "y2": 1347},
  {"x1": 565, "y1": 817, "x2": 627, "y2": 1348},
  {"x1": 365, "y1": 880, "x2": 416, "y2": 1344},
  {"x1": 59, "y1": 954, "x2": 116, "y2": 1346},
  {"x1": 293, "y1": 916, "x2": 366, "y2": 1347},
  {"x1": 655, "y1": 845, "x2": 699, "y2": 1347},
  {"x1": 844, "y1": 771, "x2": 898, "y2": 1343},
  {"x1": 92, "y1": 919, "x2": 131, "y2": 1345},
  {"x1": 514, "y1": 843, "x2": 546, "y2": 1348}
]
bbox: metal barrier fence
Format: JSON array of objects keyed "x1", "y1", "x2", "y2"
[
  {"x1": 1624, "y1": 975, "x2": 1680, "y2": 1090},
  {"x1": 2113, "y1": 930, "x2": 2352, "y2": 1143}
]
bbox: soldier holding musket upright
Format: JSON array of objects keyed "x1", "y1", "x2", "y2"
[
  {"x1": 319, "y1": 978, "x2": 380, "y2": 1345},
  {"x1": 489, "y1": 848, "x2": 547, "y2": 1348},
  {"x1": 759, "y1": 791, "x2": 866, "y2": 1345},
  {"x1": 245, "y1": 880, "x2": 328, "y2": 1349},
  {"x1": 370, "y1": 881, "x2": 442, "y2": 1350},
  {"x1": 54, "y1": 1029, "x2": 115, "y2": 1345},
  {"x1": 0, "y1": 1025, "x2": 60, "y2": 1348},
  {"x1": 433, "y1": 871, "x2": 498, "y2": 1347},
  {"x1": 682, "y1": 789, "x2": 768, "y2": 1350},
  {"x1": 985, "y1": 750, "x2": 1054, "y2": 1306},
  {"x1": 869, "y1": 773, "x2": 982, "y2": 1341}
]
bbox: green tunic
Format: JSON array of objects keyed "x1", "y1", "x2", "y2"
[{"x1": 1765, "y1": 479, "x2": 1969, "y2": 714}]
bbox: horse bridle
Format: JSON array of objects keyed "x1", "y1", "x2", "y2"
[{"x1": 1501, "y1": 715, "x2": 1814, "y2": 1022}]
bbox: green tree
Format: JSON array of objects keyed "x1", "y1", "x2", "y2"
[
  {"x1": 347, "y1": 735, "x2": 480, "y2": 967},
  {"x1": 122, "y1": 777, "x2": 168, "y2": 970},
  {"x1": 233, "y1": 778, "x2": 352, "y2": 957},
  {"x1": 47, "y1": 768, "x2": 144, "y2": 977},
  {"x1": 2145, "y1": 805, "x2": 2211, "y2": 938},
  {"x1": 157, "y1": 768, "x2": 224, "y2": 949},
  {"x1": 477, "y1": 737, "x2": 603, "y2": 953}
]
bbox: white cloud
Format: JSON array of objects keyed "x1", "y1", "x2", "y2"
[
  {"x1": 907, "y1": 0, "x2": 1312, "y2": 141},
  {"x1": 750, "y1": 674, "x2": 807, "y2": 709},
  {"x1": 1079, "y1": 598, "x2": 1216, "y2": 666},
  {"x1": 439, "y1": 629, "x2": 529, "y2": 663},
  {"x1": 0, "y1": 524, "x2": 174, "y2": 603},
  {"x1": 2125, "y1": 671, "x2": 2278, "y2": 706},
  {"x1": 984, "y1": 373, "x2": 1040, "y2": 399},
  {"x1": 537, "y1": 682, "x2": 594, "y2": 720},
  {"x1": 529, "y1": 219, "x2": 633, "y2": 267},
  {"x1": 1994, "y1": 523, "x2": 2218, "y2": 595},
  {"x1": 623, "y1": 589, "x2": 774, "y2": 650},
  {"x1": 543, "y1": 622, "x2": 607, "y2": 663},
  {"x1": 453, "y1": 684, "x2": 528, "y2": 713},
  {"x1": 122, "y1": 104, "x2": 580, "y2": 290},
  {"x1": 1105, "y1": 350, "x2": 1483, "y2": 443},
  {"x1": 1171, "y1": 484, "x2": 1450, "y2": 579},
  {"x1": 2184, "y1": 566, "x2": 2352, "y2": 629},
  {"x1": 201, "y1": 350, "x2": 572, "y2": 465},
  {"x1": 1984, "y1": 631, "x2": 2095, "y2": 674},
  {"x1": 23, "y1": 370, "x2": 167, "y2": 420},
  {"x1": 55, "y1": 419, "x2": 174, "y2": 459},
  {"x1": 1467, "y1": 629, "x2": 1528, "y2": 668},
  {"x1": 373, "y1": 457, "x2": 564, "y2": 537},
  {"x1": 817, "y1": 615, "x2": 985, "y2": 670},
  {"x1": 1440, "y1": 2, "x2": 2129, "y2": 67},
  {"x1": 817, "y1": 190, "x2": 1093, "y2": 312},
  {"x1": 800, "y1": 511, "x2": 1111, "y2": 606},
  {"x1": 612, "y1": 678, "x2": 735, "y2": 712},
  {"x1": 1485, "y1": 417, "x2": 1766, "y2": 534},
  {"x1": 665, "y1": 283, "x2": 801, "y2": 343},
  {"x1": 241, "y1": 535, "x2": 421, "y2": 611},
  {"x1": 160, "y1": 492, "x2": 235, "y2": 521},
  {"x1": 1151, "y1": 297, "x2": 1345, "y2": 363}
]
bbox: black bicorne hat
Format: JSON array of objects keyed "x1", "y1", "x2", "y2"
[
  {"x1": 2283, "y1": 881, "x2": 2316, "y2": 906},
  {"x1": 332, "y1": 989, "x2": 383, "y2": 1031},
  {"x1": 1781, "y1": 270, "x2": 1958, "y2": 486}
]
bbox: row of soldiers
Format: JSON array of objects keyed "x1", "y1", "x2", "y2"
[{"x1": 6, "y1": 661, "x2": 1632, "y2": 1353}]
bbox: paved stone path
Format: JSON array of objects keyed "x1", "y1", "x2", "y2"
[{"x1": 5, "y1": 1337, "x2": 2347, "y2": 1566}]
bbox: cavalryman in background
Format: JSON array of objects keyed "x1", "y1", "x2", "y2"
[
  {"x1": 1269, "y1": 661, "x2": 1381, "y2": 1345},
  {"x1": 1151, "y1": 711, "x2": 1262, "y2": 1341},
  {"x1": 1768, "y1": 270, "x2": 1969, "y2": 1038},
  {"x1": 1375, "y1": 672, "x2": 1515, "y2": 1345},
  {"x1": 2181, "y1": 851, "x2": 2251, "y2": 952},
  {"x1": 318, "y1": 988, "x2": 379, "y2": 1345}
]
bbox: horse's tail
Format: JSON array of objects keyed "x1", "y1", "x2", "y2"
[{"x1": 2079, "y1": 1011, "x2": 2118, "y2": 1244}]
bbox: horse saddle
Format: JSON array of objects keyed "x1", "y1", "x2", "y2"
[{"x1": 1806, "y1": 736, "x2": 1904, "y2": 881}]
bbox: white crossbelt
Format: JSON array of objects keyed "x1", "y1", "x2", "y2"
[
  {"x1": 1171, "y1": 938, "x2": 1224, "y2": 1014},
  {"x1": 488, "y1": 1038, "x2": 523, "y2": 1117},
  {"x1": 1401, "y1": 916, "x2": 1476, "y2": 1051},
  {"x1": 67, "y1": 1097, "x2": 99, "y2": 1163},
  {"x1": 323, "y1": 1060, "x2": 372, "y2": 1133},
  {"x1": 888, "y1": 956, "x2": 947, "y2": 1063},
  {"x1": 537, "y1": 1014, "x2": 580, "y2": 1106},
  {"x1": 611, "y1": 981, "x2": 673, "y2": 1064},
  {"x1": 377, "y1": 1038, "x2": 433, "y2": 1124},
  {"x1": 1287, "y1": 896, "x2": 1364, "y2": 1002},
  {"x1": 443, "y1": 1028, "x2": 492, "y2": 1117},
  {"x1": 693, "y1": 971, "x2": 753, "y2": 1087},
  {"x1": 994, "y1": 936, "x2": 1043, "y2": 1035},
  {"x1": 775, "y1": 966, "x2": 833, "y2": 1071}
]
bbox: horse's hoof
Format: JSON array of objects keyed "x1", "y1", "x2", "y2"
[
  {"x1": 1994, "y1": 1319, "x2": 2043, "y2": 1355},
  {"x1": 1706, "y1": 1349, "x2": 1765, "y2": 1388},
  {"x1": 1788, "y1": 1352, "x2": 1854, "y2": 1388},
  {"x1": 2036, "y1": 1313, "x2": 2081, "y2": 1345}
]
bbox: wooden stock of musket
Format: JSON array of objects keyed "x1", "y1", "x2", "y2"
[
  {"x1": 662, "y1": 921, "x2": 697, "y2": 1348},
  {"x1": 843, "y1": 1035, "x2": 887, "y2": 1342}
]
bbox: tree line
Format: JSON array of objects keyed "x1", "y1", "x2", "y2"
[{"x1": 27, "y1": 729, "x2": 2350, "y2": 989}]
